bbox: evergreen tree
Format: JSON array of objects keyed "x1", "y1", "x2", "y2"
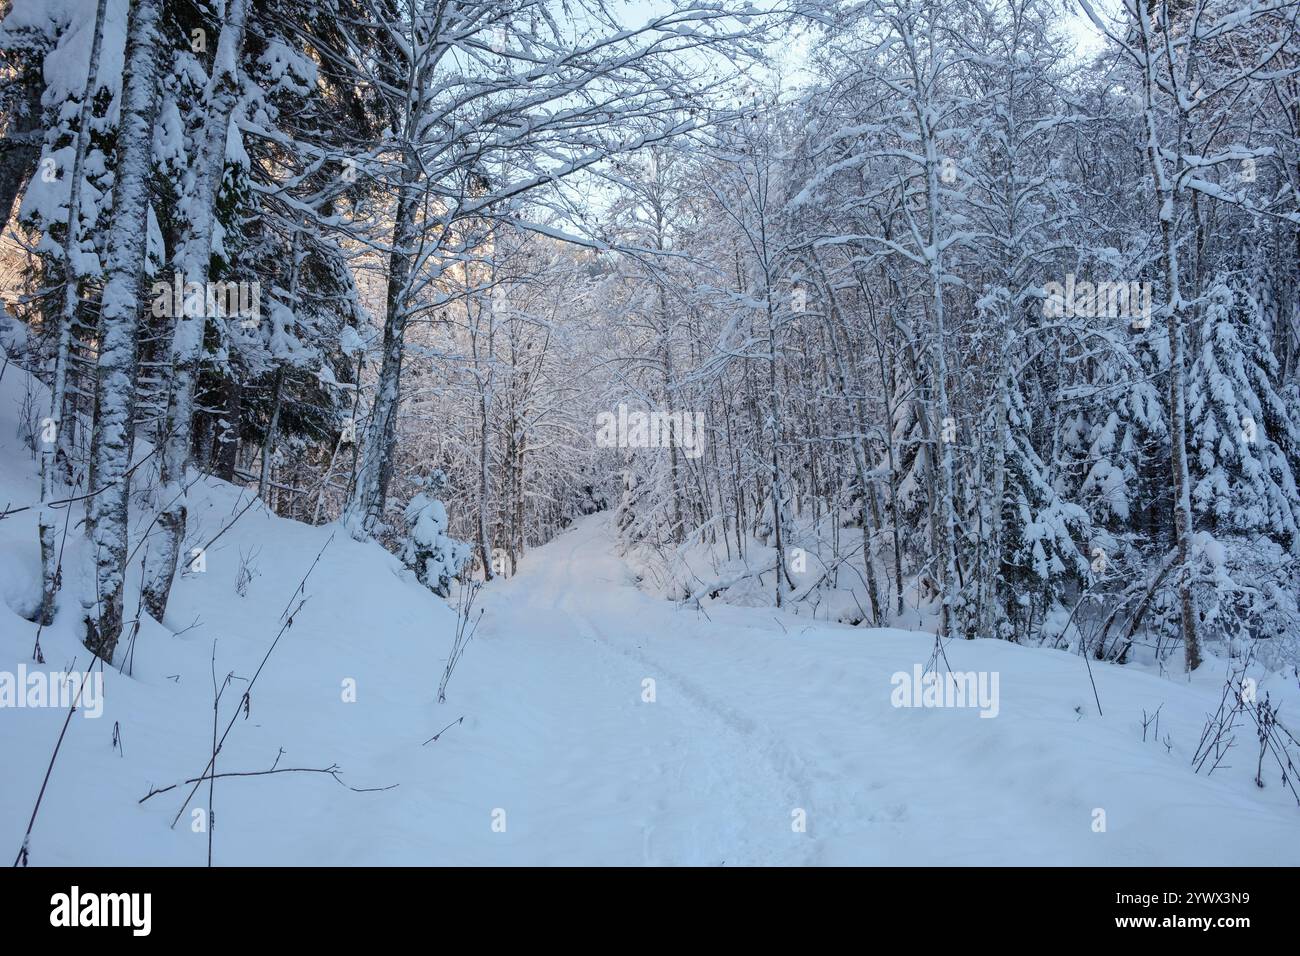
[{"x1": 399, "y1": 471, "x2": 470, "y2": 599}]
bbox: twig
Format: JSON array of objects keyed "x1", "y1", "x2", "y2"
[
  {"x1": 438, "y1": 581, "x2": 482, "y2": 704},
  {"x1": 208, "y1": 640, "x2": 220, "y2": 867},
  {"x1": 11, "y1": 659, "x2": 97, "y2": 866},
  {"x1": 167, "y1": 535, "x2": 334, "y2": 829},
  {"x1": 422, "y1": 715, "x2": 465, "y2": 746},
  {"x1": 140, "y1": 763, "x2": 397, "y2": 803}
]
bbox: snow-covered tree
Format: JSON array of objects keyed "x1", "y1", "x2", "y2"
[
  {"x1": 399, "y1": 471, "x2": 470, "y2": 599},
  {"x1": 1188, "y1": 279, "x2": 1300, "y2": 546}
]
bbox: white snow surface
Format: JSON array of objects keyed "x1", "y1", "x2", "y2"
[{"x1": 1, "y1": 367, "x2": 1298, "y2": 865}]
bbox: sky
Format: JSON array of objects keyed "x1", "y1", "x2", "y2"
[{"x1": 607, "y1": 0, "x2": 1118, "y2": 94}]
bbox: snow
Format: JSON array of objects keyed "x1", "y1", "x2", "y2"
[
  {"x1": 399, "y1": 480, "x2": 469, "y2": 598},
  {"x1": 1, "y1": 365, "x2": 1297, "y2": 865}
]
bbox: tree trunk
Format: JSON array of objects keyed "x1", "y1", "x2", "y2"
[
  {"x1": 38, "y1": 0, "x2": 108, "y2": 625},
  {"x1": 83, "y1": 0, "x2": 164, "y2": 660},
  {"x1": 260, "y1": 367, "x2": 285, "y2": 501},
  {"x1": 1137, "y1": 21, "x2": 1201, "y2": 671},
  {"x1": 344, "y1": 163, "x2": 419, "y2": 536},
  {"x1": 140, "y1": 0, "x2": 252, "y2": 623},
  {"x1": 216, "y1": 374, "x2": 241, "y2": 482}
]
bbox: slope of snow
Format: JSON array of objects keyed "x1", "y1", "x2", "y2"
[{"x1": 1, "y1": 363, "x2": 1298, "y2": 865}]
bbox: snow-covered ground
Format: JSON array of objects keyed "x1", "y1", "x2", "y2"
[{"x1": 1, "y1": 366, "x2": 1298, "y2": 866}]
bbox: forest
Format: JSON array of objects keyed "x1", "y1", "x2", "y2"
[{"x1": 1, "y1": 0, "x2": 1299, "y2": 870}]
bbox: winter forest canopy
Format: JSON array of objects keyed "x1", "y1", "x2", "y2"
[{"x1": 2, "y1": 0, "x2": 1300, "y2": 681}]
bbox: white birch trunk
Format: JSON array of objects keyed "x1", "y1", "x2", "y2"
[{"x1": 83, "y1": 0, "x2": 164, "y2": 659}]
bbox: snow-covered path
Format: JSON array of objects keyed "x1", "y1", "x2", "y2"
[
  {"x1": 415, "y1": 515, "x2": 1300, "y2": 866},
  {"x1": 468, "y1": 518, "x2": 817, "y2": 865}
]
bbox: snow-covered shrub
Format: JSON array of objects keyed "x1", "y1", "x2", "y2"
[
  {"x1": 398, "y1": 471, "x2": 470, "y2": 598},
  {"x1": 1190, "y1": 533, "x2": 1300, "y2": 669}
]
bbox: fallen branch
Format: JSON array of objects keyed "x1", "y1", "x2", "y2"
[
  {"x1": 682, "y1": 562, "x2": 779, "y2": 608},
  {"x1": 140, "y1": 762, "x2": 397, "y2": 804}
]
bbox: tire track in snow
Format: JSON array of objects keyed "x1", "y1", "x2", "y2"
[
  {"x1": 496, "y1": 521, "x2": 822, "y2": 864},
  {"x1": 574, "y1": 611, "x2": 822, "y2": 864}
]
